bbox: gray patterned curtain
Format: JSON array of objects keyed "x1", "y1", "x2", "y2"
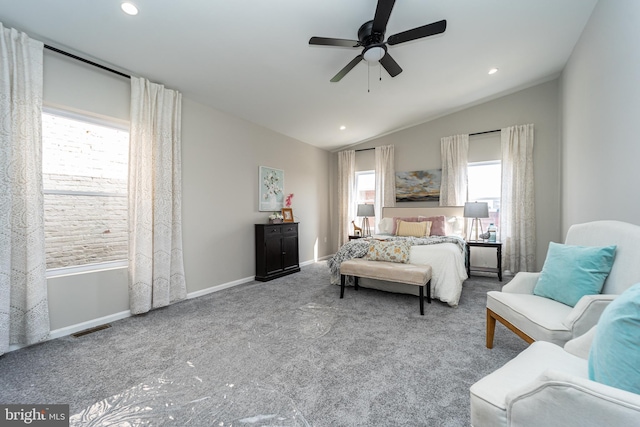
[
  {"x1": 338, "y1": 150, "x2": 355, "y2": 248},
  {"x1": 439, "y1": 134, "x2": 469, "y2": 206},
  {"x1": 0, "y1": 23, "x2": 49, "y2": 354},
  {"x1": 128, "y1": 77, "x2": 186, "y2": 314},
  {"x1": 374, "y1": 145, "x2": 395, "y2": 232},
  {"x1": 500, "y1": 124, "x2": 536, "y2": 273}
]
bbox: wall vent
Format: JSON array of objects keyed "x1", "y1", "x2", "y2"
[{"x1": 72, "y1": 324, "x2": 112, "y2": 338}]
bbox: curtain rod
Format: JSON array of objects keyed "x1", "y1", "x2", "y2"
[
  {"x1": 44, "y1": 44, "x2": 131, "y2": 79},
  {"x1": 469, "y1": 129, "x2": 500, "y2": 136},
  {"x1": 355, "y1": 129, "x2": 500, "y2": 151}
]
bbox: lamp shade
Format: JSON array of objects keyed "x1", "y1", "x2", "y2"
[
  {"x1": 463, "y1": 202, "x2": 489, "y2": 218},
  {"x1": 357, "y1": 204, "x2": 375, "y2": 217}
]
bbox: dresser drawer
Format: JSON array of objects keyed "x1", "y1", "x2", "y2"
[
  {"x1": 282, "y1": 223, "x2": 298, "y2": 235},
  {"x1": 262, "y1": 225, "x2": 282, "y2": 237}
]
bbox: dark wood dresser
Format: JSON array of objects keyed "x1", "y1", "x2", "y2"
[{"x1": 255, "y1": 223, "x2": 300, "y2": 281}]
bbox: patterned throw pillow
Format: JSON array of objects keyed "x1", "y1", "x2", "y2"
[
  {"x1": 365, "y1": 240, "x2": 411, "y2": 263},
  {"x1": 396, "y1": 220, "x2": 432, "y2": 237}
]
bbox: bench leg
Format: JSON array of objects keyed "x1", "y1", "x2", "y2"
[
  {"x1": 340, "y1": 274, "x2": 345, "y2": 298},
  {"x1": 354, "y1": 275, "x2": 359, "y2": 291},
  {"x1": 419, "y1": 286, "x2": 424, "y2": 315},
  {"x1": 426, "y1": 279, "x2": 432, "y2": 303}
]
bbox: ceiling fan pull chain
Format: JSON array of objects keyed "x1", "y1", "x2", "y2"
[{"x1": 368, "y1": 64, "x2": 370, "y2": 93}]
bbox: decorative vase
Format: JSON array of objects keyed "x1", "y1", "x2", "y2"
[
  {"x1": 269, "y1": 218, "x2": 283, "y2": 224},
  {"x1": 269, "y1": 195, "x2": 278, "y2": 210}
]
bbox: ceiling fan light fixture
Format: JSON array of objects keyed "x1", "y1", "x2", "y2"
[
  {"x1": 363, "y1": 46, "x2": 385, "y2": 63},
  {"x1": 121, "y1": 2, "x2": 139, "y2": 15}
]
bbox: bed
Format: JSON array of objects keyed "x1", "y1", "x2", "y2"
[{"x1": 329, "y1": 206, "x2": 468, "y2": 307}]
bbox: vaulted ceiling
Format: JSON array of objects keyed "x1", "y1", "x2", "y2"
[{"x1": 0, "y1": 0, "x2": 597, "y2": 150}]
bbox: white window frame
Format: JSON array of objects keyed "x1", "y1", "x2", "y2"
[
  {"x1": 467, "y1": 160, "x2": 501, "y2": 235},
  {"x1": 43, "y1": 107, "x2": 130, "y2": 278},
  {"x1": 354, "y1": 170, "x2": 376, "y2": 232}
]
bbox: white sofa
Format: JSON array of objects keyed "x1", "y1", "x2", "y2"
[
  {"x1": 470, "y1": 327, "x2": 640, "y2": 427},
  {"x1": 486, "y1": 220, "x2": 640, "y2": 347}
]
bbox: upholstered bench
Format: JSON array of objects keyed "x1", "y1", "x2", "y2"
[{"x1": 339, "y1": 258, "x2": 432, "y2": 315}]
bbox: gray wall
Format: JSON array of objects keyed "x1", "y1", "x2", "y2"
[
  {"x1": 334, "y1": 79, "x2": 562, "y2": 270},
  {"x1": 43, "y1": 51, "x2": 332, "y2": 331},
  {"x1": 561, "y1": 0, "x2": 640, "y2": 234}
]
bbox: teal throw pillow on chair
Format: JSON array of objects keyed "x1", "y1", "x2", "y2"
[
  {"x1": 588, "y1": 282, "x2": 640, "y2": 394},
  {"x1": 533, "y1": 242, "x2": 616, "y2": 307}
]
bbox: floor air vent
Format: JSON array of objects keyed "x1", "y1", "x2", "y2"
[{"x1": 72, "y1": 324, "x2": 112, "y2": 338}]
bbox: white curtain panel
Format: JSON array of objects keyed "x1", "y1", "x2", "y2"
[
  {"x1": 129, "y1": 77, "x2": 187, "y2": 315},
  {"x1": 439, "y1": 134, "x2": 469, "y2": 206},
  {"x1": 0, "y1": 23, "x2": 49, "y2": 354},
  {"x1": 338, "y1": 150, "x2": 355, "y2": 247},
  {"x1": 500, "y1": 124, "x2": 536, "y2": 273},
  {"x1": 374, "y1": 145, "x2": 395, "y2": 232}
]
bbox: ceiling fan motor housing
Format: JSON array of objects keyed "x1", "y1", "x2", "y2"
[{"x1": 358, "y1": 20, "x2": 384, "y2": 46}]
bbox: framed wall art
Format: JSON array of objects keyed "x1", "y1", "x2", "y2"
[
  {"x1": 395, "y1": 169, "x2": 442, "y2": 202},
  {"x1": 259, "y1": 166, "x2": 284, "y2": 211}
]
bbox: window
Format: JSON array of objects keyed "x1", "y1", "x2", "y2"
[
  {"x1": 467, "y1": 161, "x2": 501, "y2": 232},
  {"x1": 355, "y1": 170, "x2": 375, "y2": 229},
  {"x1": 42, "y1": 110, "x2": 129, "y2": 273}
]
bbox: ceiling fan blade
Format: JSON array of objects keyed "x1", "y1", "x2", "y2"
[
  {"x1": 379, "y1": 52, "x2": 403, "y2": 77},
  {"x1": 309, "y1": 37, "x2": 360, "y2": 48},
  {"x1": 387, "y1": 19, "x2": 447, "y2": 45},
  {"x1": 372, "y1": 0, "x2": 396, "y2": 34},
  {"x1": 330, "y1": 55, "x2": 363, "y2": 82}
]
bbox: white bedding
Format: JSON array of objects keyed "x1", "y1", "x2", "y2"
[{"x1": 358, "y1": 239, "x2": 468, "y2": 307}]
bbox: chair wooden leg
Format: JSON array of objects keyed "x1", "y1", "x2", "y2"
[
  {"x1": 486, "y1": 308, "x2": 496, "y2": 349},
  {"x1": 486, "y1": 308, "x2": 536, "y2": 348},
  {"x1": 340, "y1": 275, "x2": 345, "y2": 298}
]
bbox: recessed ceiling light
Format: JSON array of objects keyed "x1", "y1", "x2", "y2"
[
  {"x1": 339, "y1": 126, "x2": 346, "y2": 131},
  {"x1": 121, "y1": 2, "x2": 138, "y2": 15},
  {"x1": 488, "y1": 68, "x2": 499, "y2": 75}
]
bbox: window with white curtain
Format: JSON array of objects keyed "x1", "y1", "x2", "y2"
[
  {"x1": 467, "y1": 161, "x2": 501, "y2": 232},
  {"x1": 42, "y1": 110, "x2": 129, "y2": 274},
  {"x1": 355, "y1": 170, "x2": 375, "y2": 227}
]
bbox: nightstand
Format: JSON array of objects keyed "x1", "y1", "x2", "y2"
[
  {"x1": 348, "y1": 235, "x2": 362, "y2": 241},
  {"x1": 466, "y1": 241, "x2": 502, "y2": 281}
]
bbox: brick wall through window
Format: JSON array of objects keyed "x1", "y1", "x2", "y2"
[{"x1": 42, "y1": 112, "x2": 129, "y2": 270}]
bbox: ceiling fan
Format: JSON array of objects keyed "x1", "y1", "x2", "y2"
[{"x1": 309, "y1": 0, "x2": 446, "y2": 82}]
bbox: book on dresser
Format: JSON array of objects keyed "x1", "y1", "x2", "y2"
[{"x1": 255, "y1": 223, "x2": 300, "y2": 281}]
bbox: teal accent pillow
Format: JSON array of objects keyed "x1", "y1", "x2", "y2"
[
  {"x1": 588, "y1": 283, "x2": 640, "y2": 394},
  {"x1": 532, "y1": 242, "x2": 616, "y2": 307}
]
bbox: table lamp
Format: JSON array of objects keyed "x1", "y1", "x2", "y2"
[
  {"x1": 357, "y1": 204, "x2": 375, "y2": 237},
  {"x1": 464, "y1": 201, "x2": 489, "y2": 242}
]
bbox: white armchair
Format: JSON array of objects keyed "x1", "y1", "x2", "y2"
[
  {"x1": 470, "y1": 327, "x2": 640, "y2": 427},
  {"x1": 486, "y1": 220, "x2": 640, "y2": 348}
]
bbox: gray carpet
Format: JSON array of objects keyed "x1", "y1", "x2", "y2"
[{"x1": 0, "y1": 262, "x2": 528, "y2": 426}]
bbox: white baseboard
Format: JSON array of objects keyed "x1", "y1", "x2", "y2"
[
  {"x1": 8, "y1": 310, "x2": 132, "y2": 353},
  {"x1": 187, "y1": 275, "x2": 254, "y2": 299},
  {"x1": 50, "y1": 310, "x2": 132, "y2": 340}
]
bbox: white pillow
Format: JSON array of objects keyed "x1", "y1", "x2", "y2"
[{"x1": 378, "y1": 217, "x2": 394, "y2": 234}]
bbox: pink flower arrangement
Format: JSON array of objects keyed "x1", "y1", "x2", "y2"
[{"x1": 285, "y1": 193, "x2": 294, "y2": 207}]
